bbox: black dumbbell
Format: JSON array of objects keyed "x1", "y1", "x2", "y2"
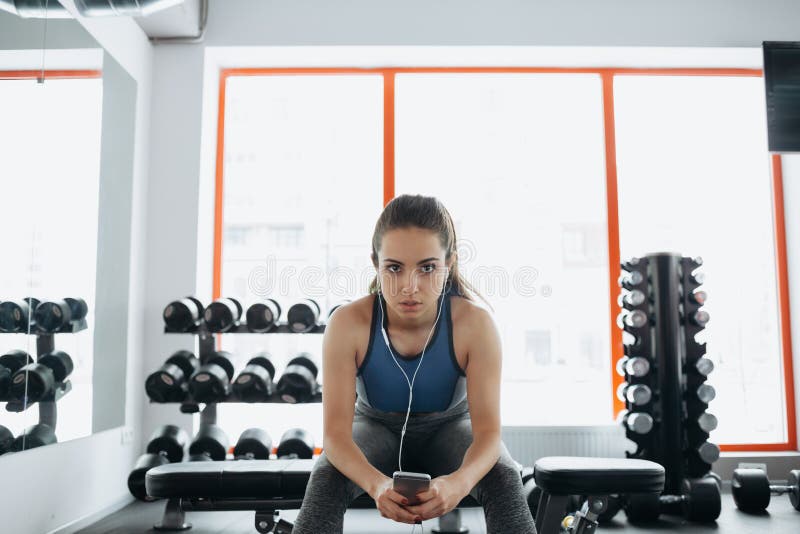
[
  {"x1": 246, "y1": 299, "x2": 281, "y2": 333},
  {"x1": 145, "y1": 350, "x2": 199, "y2": 402},
  {"x1": 681, "y1": 477, "x2": 722, "y2": 521},
  {"x1": 146, "y1": 424, "x2": 190, "y2": 463},
  {"x1": 619, "y1": 270, "x2": 646, "y2": 290},
  {"x1": 127, "y1": 425, "x2": 191, "y2": 501},
  {"x1": 618, "y1": 289, "x2": 647, "y2": 308},
  {"x1": 0, "y1": 298, "x2": 39, "y2": 333},
  {"x1": 163, "y1": 297, "x2": 204, "y2": 332},
  {"x1": 128, "y1": 453, "x2": 170, "y2": 501},
  {"x1": 233, "y1": 353, "x2": 276, "y2": 402},
  {"x1": 616, "y1": 383, "x2": 653, "y2": 406},
  {"x1": 277, "y1": 353, "x2": 318, "y2": 403},
  {"x1": 696, "y1": 442, "x2": 720, "y2": 464},
  {"x1": 625, "y1": 477, "x2": 720, "y2": 523},
  {"x1": 733, "y1": 468, "x2": 800, "y2": 512},
  {"x1": 33, "y1": 298, "x2": 88, "y2": 332},
  {"x1": 276, "y1": 428, "x2": 315, "y2": 459},
  {"x1": 11, "y1": 424, "x2": 57, "y2": 451},
  {"x1": 621, "y1": 309, "x2": 649, "y2": 329},
  {"x1": 0, "y1": 350, "x2": 35, "y2": 401},
  {"x1": 67, "y1": 297, "x2": 88, "y2": 319},
  {"x1": 9, "y1": 351, "x2": 74, "y2": 403},
  {"x1": 616, "y1": 356, "x2": 650, "y2": 378},
  {"x1": 598, "y1": 495, "x2": 623, "y2": 523},
  {"x1": 0, "y1": 425, "x2": 14, "y2": 455},
  {"x1": 188, "y1": 350, "x2": 235, "y2": 402},
  {"x1": 203, "y1": 298, "x2": 243, "y2": 333},
  {"x1": 233, "y1": 428, "x2": 273, "y2": 460},
  {"x1": 189, "y1": 425, "x2": 230, "y2": 461},
  {"x1": 287, "y1": 299, "x2": 320, "y2": 333},
  {"x1": 623, "y1": 411, "x2": 654, "y2": 435}
]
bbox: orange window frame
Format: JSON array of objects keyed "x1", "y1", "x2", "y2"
[
  {"x1": 0, "y1": 69, "x2": 101, "y2": 80},
  {"x1": 213, "y1": 66, "x2": 796, "y2": 452}
]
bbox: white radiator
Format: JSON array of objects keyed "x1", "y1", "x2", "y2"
[{"x1": 500, "y1": 425, "x2": 630, "y2": 467}]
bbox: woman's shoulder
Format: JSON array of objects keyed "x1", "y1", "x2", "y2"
[
  {"x1": 450, "y1": 293, "x2": 491, "y2": 325},
  {"x1": 329, "y1": 294, "x2": 376, "y2": 328}
]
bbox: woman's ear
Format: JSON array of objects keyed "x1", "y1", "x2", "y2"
[{"x1": 447, "y1": 252, "x2": 457, "y2": 271}]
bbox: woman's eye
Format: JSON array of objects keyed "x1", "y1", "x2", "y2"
[
  {"x1": 421, "y1": 264, "x2": 436, "y2": 274},
  {"x1": 387, "y1": 265, "x2": 400, "y2": 273}
]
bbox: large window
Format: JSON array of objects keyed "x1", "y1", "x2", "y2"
[
  {"x1": 213, "y1": 66, "x2": 794, "y2": 450},
  {"x1": 394, "y1": 73, "x2": 612, "y2": 425},
  {"x1": 217, "y1": 74, "x2": 383, "y2": 443},
  {"x1": 614, "y1": 75, "x2": 786, "y2": 445}
]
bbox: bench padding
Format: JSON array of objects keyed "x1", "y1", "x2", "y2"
[
  {"x1": 534, "y1": 456, "x2": 664, "y2": 495},
  {"x1": 146, "y1": 458, "x2": 482, "y2": 508},
  {"x1": 147, "y1": 459, "x2": 315, "y2": 499}
]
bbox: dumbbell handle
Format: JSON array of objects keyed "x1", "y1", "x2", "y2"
[
  {"x1": 660, "y1": 495, "x2": 687, "y2": 505},
  {"x1": 769, "y1": 484, "x2": 798, "y2": 495}
]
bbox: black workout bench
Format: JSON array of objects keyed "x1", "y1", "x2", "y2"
[{"x1": 146, "y1": 456, "x2": 664, "y2": 533}]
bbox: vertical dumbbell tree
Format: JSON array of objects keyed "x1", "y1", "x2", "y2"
[
  {"x1": 680, "y1": 257, "x2": 719, "y2": 478},
  {"x1": 617, "y1": 254, "x2": 721, "y2": 522},
  {"x1": 617, "y1": 258, "x2": 656, "y2": 453}
]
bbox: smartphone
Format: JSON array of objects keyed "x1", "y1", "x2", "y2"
[{"x1": 392, "y1": 471, "x2": 431, "y2": 506}]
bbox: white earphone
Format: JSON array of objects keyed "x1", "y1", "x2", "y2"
[{"x1": 377, "y1": 273, "x2": 450, "y2": 473}]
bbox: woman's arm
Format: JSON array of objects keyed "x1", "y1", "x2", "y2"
[
  {"x1": 450, "y1": 306, "x2": 503, "y2": 494},
  {"x1": 320, "y1": 304, "x2": 386, "y2": 497}
]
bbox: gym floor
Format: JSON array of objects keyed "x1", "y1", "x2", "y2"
[{"x1": 78, "y1": 489, "x2": 797, "y2": 533}]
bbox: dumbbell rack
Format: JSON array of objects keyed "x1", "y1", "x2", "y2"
[
  {"x1": 152, "y1": 319, "x2": 325, "y2": 531},
  {"x1": 617, "y1": 253, "x2": 721, "y2": 522},
  {"x1": 159, "y1": 322, "x2": 325, "y2": 413},
  {"x1": 1, "y1": 319, "x2": 85, "y2": 444}
]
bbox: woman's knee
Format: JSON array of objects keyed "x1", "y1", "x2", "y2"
[
  {"x1": 307, "y1": 454, "x2": 361, "y2": 502},
  {"x1": 474, "y1": 457, "x2": 522, "y2": 502},
  {"x1": 308, "y1": 455, "x2": 347, "y2": 490}
]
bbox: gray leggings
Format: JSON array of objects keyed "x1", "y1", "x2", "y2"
[{"x1": 292, "y1": 402, "x2": 537, "y2": 533}]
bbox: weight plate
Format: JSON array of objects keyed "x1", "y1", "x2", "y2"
[
  {"x1": 732, "y1": 469, "x2": 771, "y2": 512},
  {"x1": 599, "y1": 494, "x2": 623, "y2": 523},
  {"x1": 788, "y1": 470, "x2": 800, "y2": 511},
  {"x1": 683, "y1": 477, "x2": 721, "y2": 522},
  {"x1": 624, "y1": 493, "x2": 660, "y2": 523}
]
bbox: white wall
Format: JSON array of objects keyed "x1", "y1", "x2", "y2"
[
  {"x1": 202, "y1": 0, "x2": 800, "y2": 47},
  {"x1": 0, "y1": 2, "x2": 155, "y2": 533}
]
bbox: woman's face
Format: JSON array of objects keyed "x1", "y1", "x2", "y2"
[{"x1": 376, "y1": 227, "x2": 451, "y2": 316}]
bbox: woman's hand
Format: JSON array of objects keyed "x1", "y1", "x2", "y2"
[
  {"x1": 370, "y1": 476, "x2": 423, "y2": 525},
  {"x1": 405, "y1": 474, "x2": 469, "y2": 521}
]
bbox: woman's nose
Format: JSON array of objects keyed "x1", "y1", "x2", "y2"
[{"x1": 401, "y1": 272, "x2": 420, "y2": 294}]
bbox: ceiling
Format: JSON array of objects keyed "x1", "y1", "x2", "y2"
[{"x1": 133, "y1": 0, "x2": 204, "y2": 39}]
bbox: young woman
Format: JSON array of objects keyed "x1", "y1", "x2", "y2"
[{"x1": 292, "y1": 195, "x2": 536, "y2": 533}]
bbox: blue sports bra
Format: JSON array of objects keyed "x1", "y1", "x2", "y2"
[{"x1": 354, "y1": 290, "x2": 467, "y2": 414}]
